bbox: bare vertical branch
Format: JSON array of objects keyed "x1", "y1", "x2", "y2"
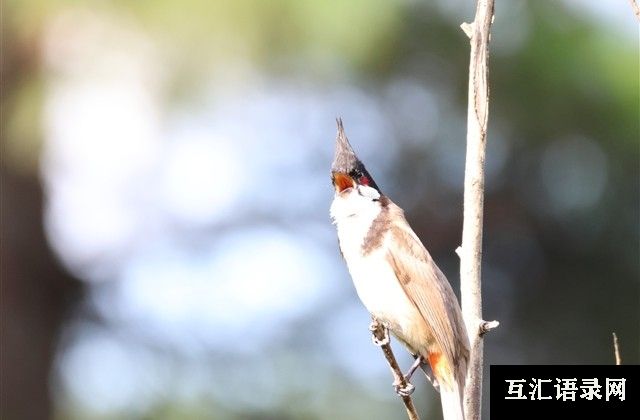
[
  {"x1": 370, "y1": 320, "x2": 420, "y2": 420},
  {"x1": 612, "y1": 332, "x2": 622, "y2": 365},
  {"x1": 458, "y1": 1, "x2": 498, "y2": 419}
]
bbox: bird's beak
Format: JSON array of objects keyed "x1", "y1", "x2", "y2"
[{"x1": 332, "y1": 172, "x2": 355, "y2": 193}]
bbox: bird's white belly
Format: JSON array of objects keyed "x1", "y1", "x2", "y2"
[
  {"x1": 341, "y1": 241, "x2": 422, "y2": 343},
  {"x1": 332, "y1": 196, "x2": 430, "y2": 353}
]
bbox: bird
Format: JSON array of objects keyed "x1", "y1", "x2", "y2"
[{"x1": 329, "y1": 119, "x2": 470, "y2": 420}]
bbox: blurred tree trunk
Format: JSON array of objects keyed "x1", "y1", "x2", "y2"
[
  {"x1": 1, "y1": 20, "x2": 83, "y2": 419},
  {"x1": 0, "y1": 167, "x2": 82, "y2": 419}
]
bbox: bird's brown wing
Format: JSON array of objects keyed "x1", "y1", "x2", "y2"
[{"x1": 385, "y1": 205, "x2": 469, "y2": 376}]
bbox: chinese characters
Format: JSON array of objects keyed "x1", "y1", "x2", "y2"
[{"x1": 505, "y1": 378, "x2": 625, "y2": 401}]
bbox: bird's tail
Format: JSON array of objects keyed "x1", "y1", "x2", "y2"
[
  {"x1": 439, "y1": 378, "x2": 465, "y2": 420},
  {"x1": 429, "y1": 352, "x2": 465, "y2": 420}
]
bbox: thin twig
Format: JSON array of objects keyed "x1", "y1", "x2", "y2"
[
  {"x1": 612, "y1": 332, "x2": 622, "y2": 365},
  {"x1": 370, "y1": 320, "x2": 420, "y2": 420},
  {"x1": 629, "y1": 0, "x2": 640, "y2": 22},
  {"x1": 479, "y1": 320, "x2": 500, "y2": 335},
  {"x1": 458, "y1": 1, "x2": 496, "y2": 419}
]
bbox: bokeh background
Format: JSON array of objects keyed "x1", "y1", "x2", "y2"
[{"x1": 2, "y1": 1, "x2": 638, "y2": 419}]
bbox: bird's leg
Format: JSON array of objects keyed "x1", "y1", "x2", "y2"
[
  {"x1": 368, "y1": 320, "x2": 414, "y2": 396},
  {"x1": 391, "y1": 357, "x2": 421, "y2": 397},
  {"x1": 392, "y1": 355, "x2": 429, "y2": 397},
  {"x1": 395, "y1": 355, "x2": 441, "y2": 395},
  {"x1": 404, "y1": 355, "x2": 424, "y2": 382}
]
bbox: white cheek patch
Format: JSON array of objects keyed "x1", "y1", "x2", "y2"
[
  {"x1": 358, "y1": 185, "x2": 380, "y2": 201},
  {"x1": 330, "y1": 185, "x2": 381, "y2": 224},
  {"x1": 330, "y1": 190, "x2": 359, "y2": 221}
]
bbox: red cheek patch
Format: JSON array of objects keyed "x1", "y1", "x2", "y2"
[
  {"x1": 359, "y1": 176, "x2": 370, "y2": 186},
  {"x1": 333, "y1": 173, "x2": 354, "y2": 192}
]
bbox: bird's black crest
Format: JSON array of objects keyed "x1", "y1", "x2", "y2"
[{"x1": 331, "y1": 118, "x2": 380, "y2": 191}]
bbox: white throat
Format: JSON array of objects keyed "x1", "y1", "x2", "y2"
[{"x1": 330, "y1": 185, "x2": 381, "y2": 256}]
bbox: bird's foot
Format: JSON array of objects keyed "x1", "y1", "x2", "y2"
[{"x1": 393, "y1": 378, "x2": 415, "y2": 397}]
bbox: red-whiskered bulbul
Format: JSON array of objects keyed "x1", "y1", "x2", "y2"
[{"x1": 330, "y1": 119, "x2": 469, "y2": 420}]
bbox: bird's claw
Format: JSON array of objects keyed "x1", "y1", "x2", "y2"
[{"x1": 393, "y1": 379, "x2": 415, "y2": 397}]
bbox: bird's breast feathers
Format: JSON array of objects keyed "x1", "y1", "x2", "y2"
[{"x1": 331, "y1": 194, "x2": 432, "y2": 352}]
